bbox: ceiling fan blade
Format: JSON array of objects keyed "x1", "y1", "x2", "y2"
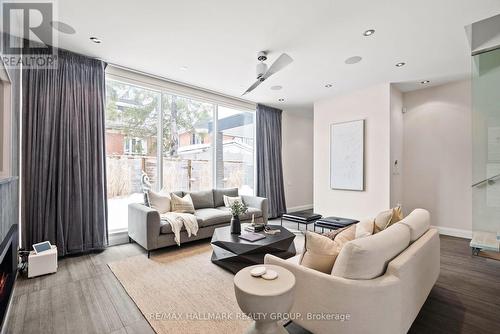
[
  {"x1": 242, "y1": 79, "x2": 263, "y2": 95},
  {"x1": 263, "y1": 53, "x2": 293, "y2": 79}
]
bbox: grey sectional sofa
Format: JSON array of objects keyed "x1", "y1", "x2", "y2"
[{"x1": 128, "y1": 188, "x2": 268, "y2": 257}]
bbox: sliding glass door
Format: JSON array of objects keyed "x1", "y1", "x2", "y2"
[{"x1": 104, "y1": 78, "x2": 255, "y2": 233}]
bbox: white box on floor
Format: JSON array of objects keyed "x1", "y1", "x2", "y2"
[{"x1": 28, "y1": 245, "x2": 58, "y2": 278}]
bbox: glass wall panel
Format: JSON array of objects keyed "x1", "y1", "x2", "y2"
[
  {"x1": 162, "y1": 94, "x2": 214, "y2": 192},
  {"x1": 471, "y1": 47, "x2": 500, "y2": 252},
  {"x1": 105, "y1": 80, "x2": 160, "y2": 232},
  {"x1": 216, "y1": 106, "x2": 255, "y2": 195}
]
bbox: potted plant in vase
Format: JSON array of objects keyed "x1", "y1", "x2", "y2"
[{"x1": 229, "y1": 200, "x2": 248, "y2": 234}]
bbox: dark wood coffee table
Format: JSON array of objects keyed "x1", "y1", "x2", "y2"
[{"x1": 211, "y1": 225, "x2": 296, "y2": 274}]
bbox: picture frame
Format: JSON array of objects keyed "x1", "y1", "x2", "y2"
[{"x1": 330, "y1": 119, "x2": 365, "y2": 191}]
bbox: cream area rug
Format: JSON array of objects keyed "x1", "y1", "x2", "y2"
[{"x1": 108, "y1": 243, "x2": 252, "y2": 334}]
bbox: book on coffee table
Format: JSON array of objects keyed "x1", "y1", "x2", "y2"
[{"x1": 238, "y1": 232, "x2": 266, "y2": 242}]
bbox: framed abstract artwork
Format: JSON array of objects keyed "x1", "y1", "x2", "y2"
[{"x1": 330, "y1": 119, "x2": 365, "y2": 191}]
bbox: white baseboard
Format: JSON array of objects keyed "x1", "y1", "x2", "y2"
[
  {"x1": 287, "y1": 204, "x2": 313, "y2": 213},
  {"x1": 432, "y1": 225, "x2": 472, "y2": 239}
]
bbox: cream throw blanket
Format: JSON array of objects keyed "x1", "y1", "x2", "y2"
[{"x1": 160, "y1": 212, "x2": 199, "y2": 246}]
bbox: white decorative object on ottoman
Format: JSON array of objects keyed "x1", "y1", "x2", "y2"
[
  {"x1": 234, "y1": 264, "x2": 295, "y2": 334},
  {"x1": 28, "y1": 245, "x2": 58, "y2": 278}
]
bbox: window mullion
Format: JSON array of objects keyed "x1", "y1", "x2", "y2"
[
  {"x1": 156, "y1": 93, "x2": 163, "y2": 191},
  {"x1": 213, "y1": 104, "x2": 218, "y2": 190}
]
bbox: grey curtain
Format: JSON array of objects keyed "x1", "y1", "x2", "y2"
[
  {"x1": 22, "y1": 50, "x2": 108, "y2": 256},
  {"x1": 256, "y1": 104, "x2": 287, "y2": 218}
]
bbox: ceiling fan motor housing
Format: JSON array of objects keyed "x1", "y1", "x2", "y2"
[
  {"x1": 256, "y1": 62, "x2": 268, "y2": 79},
  {"x1": 257, "y1": 51, "x2": 267, "y2": 61}
]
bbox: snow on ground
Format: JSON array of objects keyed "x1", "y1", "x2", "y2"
[{"x1": 108, "y1": 193, "x2": 144, "y2": 233}]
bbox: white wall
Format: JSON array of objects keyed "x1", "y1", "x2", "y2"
[
  {"x1": 314, "y1": 84, "x2": 391, "y2": 219},
  {"x1": 282, "y1": 111, "x2": 314, "y2": 211},
  {"x1": 390, "y1": 85, "x2": 404, "y2": 207},
  {"x1": 402, "y1": 80, "x2": 472, "y2": 236}
]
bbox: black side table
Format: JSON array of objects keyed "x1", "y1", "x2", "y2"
[{"x1": 281, "y1": 211, "x2": 322, "y2": 231}]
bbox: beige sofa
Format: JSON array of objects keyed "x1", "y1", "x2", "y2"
[{"x1": 265, "y1": 209, "x2": 439, "y2": 334}]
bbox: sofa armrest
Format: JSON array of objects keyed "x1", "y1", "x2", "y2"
[
  {"x1": 241, "y1": 195, "x2": 269, "y2": 224},
  {"x1": 128, "y1": 203, "x2": 161, "y2": 251},
  {"x1": 264, "y1": 254, "x2": 402, "y2": 334}
]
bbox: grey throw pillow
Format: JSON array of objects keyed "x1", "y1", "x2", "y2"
[{"x1": 189, "y1": 190, "x2": 215, "y2": 209}]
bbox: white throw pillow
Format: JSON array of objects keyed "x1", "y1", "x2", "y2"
[
  {"x1": 223, "y1": 195, "x2": 242, "y2": 207},
  {"x1": 148, "y1": 191, "x2": 171, "y2": 214},
  {"x1": 355, "y1": 218, "x2": 374, "y2": 239}
]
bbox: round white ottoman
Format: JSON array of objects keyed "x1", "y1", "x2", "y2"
[{"x1": 234, "y1": 264, "x2": 295, "y2": 334}]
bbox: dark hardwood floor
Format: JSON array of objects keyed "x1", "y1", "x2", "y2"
[
  {"x1": 4, "y1": 226, "x2": 500, "y2": 334},
  {"x1": 409, "y1": 236, "x2": 500, "y2": 334}
]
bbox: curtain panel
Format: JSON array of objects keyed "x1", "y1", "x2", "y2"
[
  {"x1": 22, "y1": 50, "x2": 108, "y2": 256},
  {"x1": 256, "y1": 104, "x2": 287, "y2": 218}
]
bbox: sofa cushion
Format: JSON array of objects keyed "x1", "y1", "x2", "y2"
[
  {"x1": 216, "y1": 206, "x2": 262, "y2": 220},
  {"x1": 148, "y1": 191, "x2": 171, "y2": 214},
  {"x1": 160, "y1": 221, "x2": 186, "y2": 234},
  {"x1": 373, "y1": 209, "x2": 393, "y2": 233},
  {"x1": 332, "y1": 223, "x2": 411, "y2": 279},
  {"x1": 399, "y1": 209, "x2": 430, "y2": 242},
  {"x1": 355, "y1": 218, "x2": 374, "y2": 239},
  {"x1": 160, "y1": 209, "x2": 228, "y2": 234},
  {"x1": 194, "y1": 208, "x2": 232, "y2": 227},
  {"x1": 188, "y1": 190, "x2": 215, "y2": 209},
  {"x1": 213, "y1": 188, "x2": 238, "y2": 207},
  {"x1": 374, "y1": 206, "x2": 403, "y2": 233},
  {"x1": 171, "y1": 194, "x2": 195, "y2": 213}
]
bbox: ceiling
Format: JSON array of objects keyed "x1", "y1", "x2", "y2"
[{"x1": 14, "y1": 0, "x2": 500, "y2": 114}]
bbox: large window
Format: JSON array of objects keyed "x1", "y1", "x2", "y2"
[
  {"x1": 105, "y1": 81, "x2": 159, "y2": 232},
  {"x1": 216, "y1": 106, "x2": 255, "y2": 195},
  {"x1": 105, "y1": 79, "x2": 255, "y2": 233},
  {"x1": 161, "y1": 93, "x2": 214, "y2": 192}
]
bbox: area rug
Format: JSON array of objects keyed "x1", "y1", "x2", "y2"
[{"x1": 108, "y1": 243, "x2": 252, "y2": 334}]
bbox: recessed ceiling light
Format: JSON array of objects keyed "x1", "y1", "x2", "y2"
[
  {"x1": 345, "y1": 56, "x2": 362, "y2": 64},
  {"x1": 90, "y1": 37, "x2": 102, "y2": 44},
  {"x1": 50, "y1": 21, "x2": 76, "y2": 34},
  {"x1": 421, "y1": 80, "x2": 430, "y2": 84},
  {"x1": 270, "y1": 85, "x2": 282, "y2": 90},
  {"x1": 180, "y1": 66, "x2": 188, "y2": 71},
  {"x1": 325, "y1": 84, "x2": 333, "y2": 88},
  {"x1": 363, "y1": 29, "x2": 375, "y2": 36},
  {"x1": 278, "y1": 98, "x2": 285, "y2": 102},
  {"x1": 395, "y1": 62, "x2": 406, "y2": 67}
]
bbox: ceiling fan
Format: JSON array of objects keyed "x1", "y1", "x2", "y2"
[{"x1": 242, "y1": 51, "x2": 293, "y2": 95}]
